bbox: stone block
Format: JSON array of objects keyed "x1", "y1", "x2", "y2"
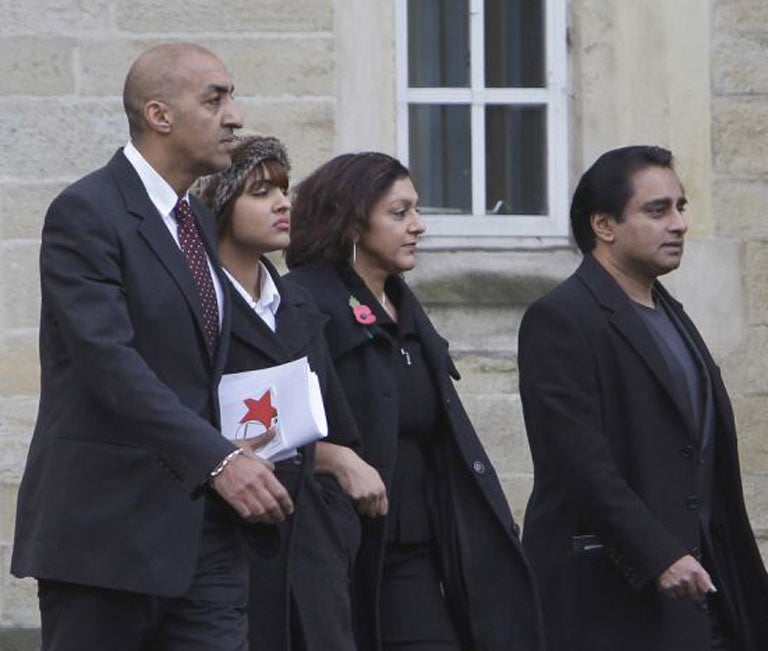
[
  {"x1": 451, "y1": 354, "x2": 518, "y2": 395},
  {"x1": 0, "y1": 243, "x2": 41, "y2": 332},
  {"x1": 79, "y1": 36, "x2": 334, "y2": 98},
  {"x1": 0, "y1": 483, "x2": 19, "y2": 544},
  {"x1": 714, "y1": 3, "x2": 768, "y2": 35},
  {"x1": 730, "y1": 395, "x2": 768, "y2": 476},
  {"x1": 0, "y1": 0, "x2": 112, "y2": 34},
  {"x1": 713, "y1": 97, "x2": 768, "y2": 175},
  {"x1": 756, "y1": 528, "x2": 768, "y2": 566},
  {"x1": 0, "y1": 396, "x2": 38, "y2": 486},
  {"x1": 116, "y1": 0, "x2": 332, "y2": 33},
  {"x1": 0, "y1": 628, "x2": 40, "y2": 651},
  {"x1": 497, "y1": 473, "x2": 533, "y2": 525},
  {"x1": 78, "y1": 39, "x2": 172, "y2": 97},
  {"x1": 0, "y1": 99, "x2": 127, "y2": 181},
  {"x1": 720, "y1": 326, "x2": 768, "y2": 396},
  {"x1": 410, "y1": 249, "x2": 581, "y2": 306},
  {"x1": 740, "y1": 472, "x2": 768, "y2": 531},
  {"x1": 0, "y1": 334, "x2": 40, "y2": 396},
  {"x1": 713, "y1": 32, "x2": 768, "y2": 95},
  {"x1": 0, "y1": 37, "x2": 74, "y2": 96},
  {"x1": 0, "y1": 545, "x2": 38, "y2": 628},
  {"x1": 209, "y1": 37, "x2": 334, "y2": 99},
  {"x1": 662, "y1": 238, "x2": 743, "y2": 357},
  {"x1": 0, "y1": 183, "x2": 61, "y2": 241},
  {"x1": 744, "y1": 241, "x2": 768, "y2": 327},
  {"x1": 713, "y1": 178, "x2": 768, "y2": 240},
  {"x1": 238, "y1": 99, "x2": 335, "y2": 181},
  {"x1": 423, "y1": 305, "x2": 522, "y2": 355},
  {"x1": 460, "y1": 393, "x2": 532, "y2": 476}
]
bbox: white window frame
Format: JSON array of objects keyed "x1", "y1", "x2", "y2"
[{"x1": 395, "y1": 0, "x2": 569, "y2": 249}]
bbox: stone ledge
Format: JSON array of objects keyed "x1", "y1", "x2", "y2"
[{"x1": 0, "y1": 628, "x2": 40, "y2": 651}]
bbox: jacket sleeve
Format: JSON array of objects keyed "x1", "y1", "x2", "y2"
[
  {"x1": 40, "y1": 188, "x2": 235, "y2": 491},
  {"x1": 518, "y1": 299, "x2": 688, "y2": 587},
  {"x1": 314, "y1": 325, "x2": 363, "y2": 453}
]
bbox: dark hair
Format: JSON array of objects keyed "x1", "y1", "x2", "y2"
[
  {"x1": 285, "y1": 152, "x2": 410, "y2": 269},
  {"x1": 570, "y1": 145, "x2": 674, "y2": 253},
  {"x1": 197, "y1": 136, "x2": 289, "y2": 236}
]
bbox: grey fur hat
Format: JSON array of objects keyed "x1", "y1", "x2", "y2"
[{"x1": 196, "y1": 134, "x2": 290, "y2": 219}]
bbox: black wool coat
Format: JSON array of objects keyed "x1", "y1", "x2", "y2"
[
  {"x1": 287, "y1": 263, "x2": 545, "y2": 651},
  {"x1": 518, "y1": 254, "x2": 768, "y2": 651},
  {"x1": 223, "y1": 258, "x2": 361, "y2": 651}
]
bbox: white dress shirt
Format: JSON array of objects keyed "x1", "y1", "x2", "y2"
[{"x1": 224, "y1": 262, "x2": 281, "y2": 332}]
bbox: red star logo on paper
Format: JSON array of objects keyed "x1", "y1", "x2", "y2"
[{"x1": 239, "y1": 391, "x2": 277, "y2": 429}]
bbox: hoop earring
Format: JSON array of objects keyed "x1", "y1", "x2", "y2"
[{"x1": 352, "y1": 240, "x2": 357, "y2": 264}]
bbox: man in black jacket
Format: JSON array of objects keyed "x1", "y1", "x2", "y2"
[{"x1": 519, "y1": 145, "x2": 768, "y2": 651}]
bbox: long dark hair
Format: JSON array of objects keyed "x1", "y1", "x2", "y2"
[{"x1": 285, "y1": 152, "x2": 410, "y2": 269}]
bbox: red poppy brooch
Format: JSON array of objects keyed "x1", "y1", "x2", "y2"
[{"x1": 349, "y1": 295, "x2": 376, "y2": 325}]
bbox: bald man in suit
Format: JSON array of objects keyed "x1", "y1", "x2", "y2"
[{"x1": 12, "y1": 43, "x2": 292, "y2": 651}]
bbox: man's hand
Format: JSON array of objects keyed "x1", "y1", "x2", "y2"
[
  {"x1": 211, "y1": 452, "x2": 293, "y2": 524},
  {"x1": 315, "y1": 442, "x2": 388, "y2": 517},
  {"x1": 657, "y1": 554, "x2": 716, "y2": 599}
]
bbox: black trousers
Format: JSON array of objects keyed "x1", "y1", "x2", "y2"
[
  {"x1": 38, "y1": 502, "x2": 248, "y2": 651},
  {"x1": 379, "y1": 542, "x2": 462, "y2": 651},
  {"x1": 710, "y1": 595, "x2": 740, "y2": 651}
]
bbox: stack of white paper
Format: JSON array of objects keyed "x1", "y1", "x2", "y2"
[{"x1": 218, "y1": 356, "x2": 328, "y2": 461}]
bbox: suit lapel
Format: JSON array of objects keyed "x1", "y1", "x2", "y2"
[
  {"x1": 109, "y1": 151, "x2": 215, "y2": 363},
  {"x1": 230, "y1": 290, "x2": 285, "y2": 365},
  {"x1": 577, "y1": 256, "x2": 699, "y2": 440}
]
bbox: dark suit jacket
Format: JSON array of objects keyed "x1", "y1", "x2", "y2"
[
  {"x1": 518, "y1": 254, "x2": 768, "y2": 651},
  {"x1": 223, "y1": 258, "x2": 361, "y2": 651},
  {"x1": 12, "y1": 150, "x2": 237, "y2": 597},
  {"x1": 287, "y1": 263, "x2": 545, "y2": 651}
]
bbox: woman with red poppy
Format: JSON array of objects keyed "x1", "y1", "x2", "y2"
[
  {"x1": 285, "y1": 153, "x2": 544, "y2": 651},
  {"x1": 198, "y1": 136, "x2": 385, "y2": 651}
]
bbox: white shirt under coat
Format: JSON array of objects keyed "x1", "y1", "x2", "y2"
[{"x1": 224, "y1": 263, "x2": 281, "y2": 332}]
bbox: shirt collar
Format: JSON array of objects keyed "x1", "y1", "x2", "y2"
[
  {"x1": 224, "y1": 261, "x2": 282, "y2": 316},
  {"x1": 123, "y1": 141, "x2": 185, "y2": 218}
]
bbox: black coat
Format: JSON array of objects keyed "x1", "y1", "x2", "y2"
[
  {"x1": 287, "y1": 263, "x2": 545, "y2": 651},
  {"x1": 223, "y1": 258, "x2": 361, "y2": 651},
  {"x1": 12, "y1": 150, "x2": 235, "y2": 596},
  {"x1": 518, "y1": 254, "x2": 768, "y2": 651}
]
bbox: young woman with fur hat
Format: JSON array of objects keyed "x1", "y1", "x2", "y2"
[{"x1": 199, "y1": 135, "x2": 386, "y2": 651}]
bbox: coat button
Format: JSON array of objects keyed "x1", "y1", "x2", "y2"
[
  {"x1": 292, "y1": 452, "x2": 303, "y2": 466},
  {"x1": 685, "y1": 496, "x2": 700, "y2": 510},
  {"x1": 472, "y1": 460, "x2": 486, "y2": 474},
  {"x1": 680, "y1": 445, "x2": 694, "y2": 459}
]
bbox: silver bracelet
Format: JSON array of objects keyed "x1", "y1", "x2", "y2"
[{"x1": 210, "y1": 448, "x2": 245, "y2": 479}]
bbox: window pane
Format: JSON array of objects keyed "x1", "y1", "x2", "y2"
[
  {"x1": 486, "y1": 105, "x2": 547, "y2": 215},
  {"x1": 409, "y1": 105, "x2": 471, "y2": 214},
  {"x1": 408, "y1": 0, "x2": 469, "y2": 87},
  {"x1": 485, "y1": 0, "x2": 545, "y2": 88}
]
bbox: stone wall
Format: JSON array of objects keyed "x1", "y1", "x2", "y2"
[
  {"x1": 2, "y1": 0, "x2": 768, "y2": 646},
  {"x1": 711, "y1": 0, "x2": 768, "y2": 559}
]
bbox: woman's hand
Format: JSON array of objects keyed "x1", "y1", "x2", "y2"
[
  {"x1": 315, "y1": 442, "x2": 388, "y2": 517},
  {"x1": 234, "y1": 426, "x2": 276, "y2": 454}
]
